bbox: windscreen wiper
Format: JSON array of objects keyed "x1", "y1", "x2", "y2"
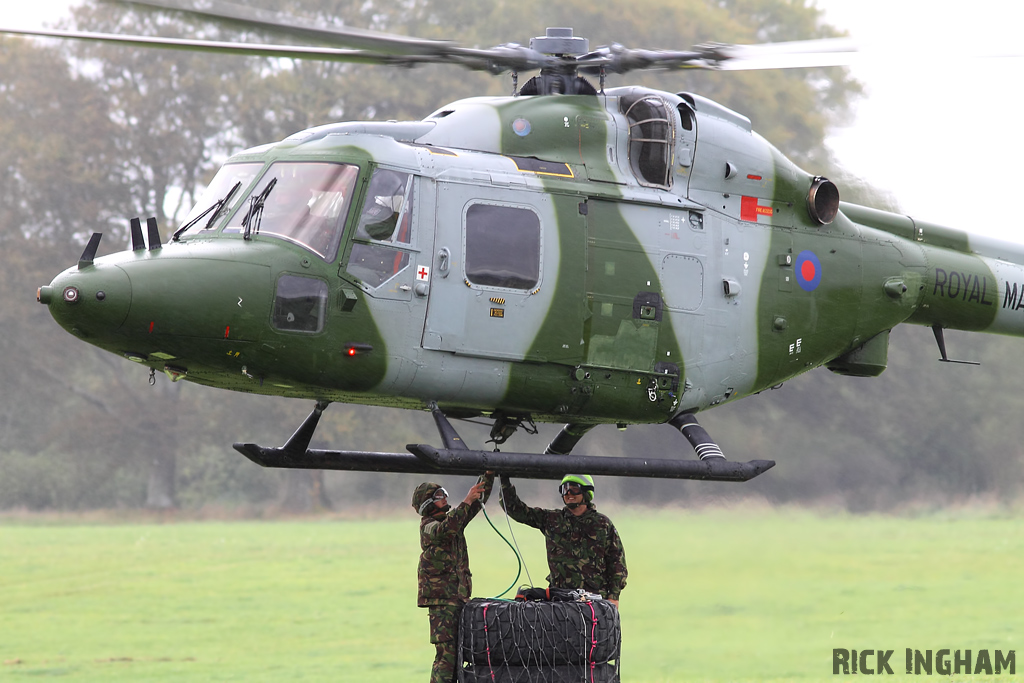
[
  {"x1": 172, "y1": 181, "x2": 242, "y2": 241},
  {"x1": 242, "y1": 177, "x2": 278, "y2": 240}
]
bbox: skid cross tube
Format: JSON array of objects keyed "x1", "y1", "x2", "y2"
[
  {"x1": 408, "y1": 444, "x2": 774, "y2": 481},
  {"x1": 233, "y1": 442, "x2": 774, "y2": 481},
  {"x1": 233, "y1": 402, "x2": 775, "y2": 482}
]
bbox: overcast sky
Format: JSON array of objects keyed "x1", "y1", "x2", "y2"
[
  {"x1": 6, "y1": 1, "x2": 1024, "y2": 242},
  {"x1": 815, "y1": 0, "x2": 1024, "y2": 243}
]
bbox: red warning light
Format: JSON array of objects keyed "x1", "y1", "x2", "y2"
[{"x1": 343, "y1": 343, "x2": 374, "y2": 356}]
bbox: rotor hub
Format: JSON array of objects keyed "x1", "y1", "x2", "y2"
[{"x1": 530, "y1": 27, "x2": 588, "y2": 57}]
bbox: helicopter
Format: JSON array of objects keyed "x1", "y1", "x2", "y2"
[{"x1": 12, "y1": 0, "x2": 1024, "y2": 485}]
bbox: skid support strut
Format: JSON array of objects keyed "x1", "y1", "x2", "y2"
[
  {"x1": 282, "y1": 400, "x2": 330, "y2": 454},
  {"x1": 669, "y1": 412, "x2": 726, "y2": 460},
  {"x1": 544, "y1": 423, "x2": 596, "y2": 455}
]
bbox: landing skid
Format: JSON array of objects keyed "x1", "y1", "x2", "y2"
[{"x1": 233, "y1": 402, "x2": 775, "y2": 482}]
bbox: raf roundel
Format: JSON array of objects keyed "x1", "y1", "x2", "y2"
[{"x1": 795, "y1": 250, "x2": 822, "y2": 292}]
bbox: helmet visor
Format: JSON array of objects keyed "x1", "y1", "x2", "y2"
[{"x1": 559, "y1": 483, "x2": 584, "y2": 496}]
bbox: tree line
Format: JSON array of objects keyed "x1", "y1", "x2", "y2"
[{"x1": 4, "y1": 0, "x2": 1015, "y2": 514}]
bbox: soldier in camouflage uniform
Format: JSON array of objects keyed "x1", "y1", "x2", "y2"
[
  {"x1": 412, "y1": 474, "x2": 494, "y2": 683},
  {"x1": 500, "y1": 473, "x2": 627, "y2": 605}
]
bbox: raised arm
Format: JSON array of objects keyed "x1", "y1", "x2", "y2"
[
  {"x1": 499, "y1": 474, "x2": 549, "y2": 529},
  {"x1": 463, "y1": 472, "x2": 494, "y2": 523}
]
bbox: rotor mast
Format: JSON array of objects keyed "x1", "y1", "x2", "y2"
[{"x1": 519, "y1": 28, "x2": 596, "y2": 96}]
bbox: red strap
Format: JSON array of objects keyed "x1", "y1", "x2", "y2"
[
  {"x1": 482, "y1": 603, "x2": 496, "y2": 682},
  {"x1": 588, "y1": 602, "x2": 599, "y2": 683}
]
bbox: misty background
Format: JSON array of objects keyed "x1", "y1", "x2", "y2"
[{"x1": 2, "y1": 0, "x2": 1020, "y2": 514}]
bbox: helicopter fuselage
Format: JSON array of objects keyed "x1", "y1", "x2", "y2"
[{"x1": 39, "y1": 86, "x2": 1024, "y2": 429}]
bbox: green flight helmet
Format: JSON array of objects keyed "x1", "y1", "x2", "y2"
[{"x1": 559, "y1": 474, "x2": 595, "y2": 502}]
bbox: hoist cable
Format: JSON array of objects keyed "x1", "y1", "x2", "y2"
[{"x1": 480, "y1": 502, "x2": 524, "y2": 599}]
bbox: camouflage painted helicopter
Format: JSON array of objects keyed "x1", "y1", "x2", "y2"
[{"x1": 14, "y1": 0, "x2": 1024, "y2": 484}]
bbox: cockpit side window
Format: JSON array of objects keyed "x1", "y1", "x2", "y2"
[
  {"x1": 346, "y1": 169, "x2": 415, "y2": 288},
  {"x1": 226, "y1": 161, "x2": 360, "y2": 262},
  {"x1": 622, "y1": 95, "x2": 674, "y2": 188},
  {"x1": 354, "y1": 169, "x2": 413, "y2": 244}
]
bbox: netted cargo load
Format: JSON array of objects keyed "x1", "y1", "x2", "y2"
[{"x1": 458, "y1": 598, "x2": 620, "y2": 682}]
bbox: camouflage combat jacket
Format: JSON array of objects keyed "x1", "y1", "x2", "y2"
[
  {"x1": 500, "y1": 476, "x2": 627, "y2": 600},
  {"x1": 417, "y1": 474, "x2": 494, "y2": 607}
]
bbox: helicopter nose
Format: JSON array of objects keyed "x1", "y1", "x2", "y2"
[{"x1": 39, "y1": 261, "x2": 132, "y2": 341}]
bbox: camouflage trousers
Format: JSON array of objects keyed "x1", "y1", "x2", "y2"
[{"x1": 427, "y1": 604, "x2": 461, "y2": 683}]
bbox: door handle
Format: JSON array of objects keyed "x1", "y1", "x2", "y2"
[{"x1": 437, "y1": 247, "x2": 450, "y2": 278}]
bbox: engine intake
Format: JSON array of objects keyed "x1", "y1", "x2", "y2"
[{"x1": 808, "y1": 176, "x2": 840, "y2": 225}]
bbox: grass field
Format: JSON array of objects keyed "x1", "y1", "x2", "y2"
[{"x1": 1, "y1": 504, "x2": 1021, "y2": 681}]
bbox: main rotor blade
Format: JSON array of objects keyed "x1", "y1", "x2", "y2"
[
  {"x1": 0, "y1": 26, "x2": 443, "y2": 66},
  {"x1": 578, "y1": 37, "x2": 858, "y2": 74},
  {"x1": 109, "y1": 0, "x2": 554, "y2": 73},
  {"x1": 112, "y1": 0, "x2": 455, "y2": 56},
  {"x1": 4, "y1": 4, "x2": 859, "y2": 76},
  {"x1": 709, "y1": 37, "x2": 860, "y2": 71}
]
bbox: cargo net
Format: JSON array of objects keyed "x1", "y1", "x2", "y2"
[{"x1": 458, "y1": 597, "x2": 621, "y2": 683}]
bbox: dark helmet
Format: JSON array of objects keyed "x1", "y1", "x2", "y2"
[
  {"x1": 359, "y1": 169, "x2": 407, "y2": 240},
  {"x1": 367, "y1": 168, "x2": 406, "y2": 198},
  {"x1": 412, "y1": 481, "x2": 447, "y2": 516}
]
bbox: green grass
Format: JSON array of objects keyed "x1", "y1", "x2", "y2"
[{"x1": 1, "y1": 506, "x2": 1021, "y2": 681}]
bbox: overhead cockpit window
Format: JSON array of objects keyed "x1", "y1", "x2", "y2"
[
  {"x1": 346, "y1": 168, "x2": 415, "y2": 288},
  {"x1": 176, "y1": 162, "x2": 262, "y2": 239},
  {"x1": 272, "y1": 275, "x2": 328, "y2": 333},
  {"x1": 464, "y1": 203, "x2": 541, "y2": 290},
  {"x1": 622, "y1": 95, "x2": 674, "y2": 188},
  {"x1": 226, "y1": 161, "x2": 360, "y2": 262}
]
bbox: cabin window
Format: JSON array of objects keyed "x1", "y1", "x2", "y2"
[
  {"x1": 464, "y1": 203, "x2": 540, "y2": 290},
  {"x1": 226, "y1": 161, "x2": 360, "y2": 262},
  {"x1": 346, "y1": 168, "x2": 415, "y2": 287},
  {"x1": 177, "y1": 162, "x2": 262, "y2": 238},
  {"x1": 272, "y1": 275, "x2": 328, "y2": 333},
  {"x1": 622, "y1": 95, "x2": 674, "y2": 187}
]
